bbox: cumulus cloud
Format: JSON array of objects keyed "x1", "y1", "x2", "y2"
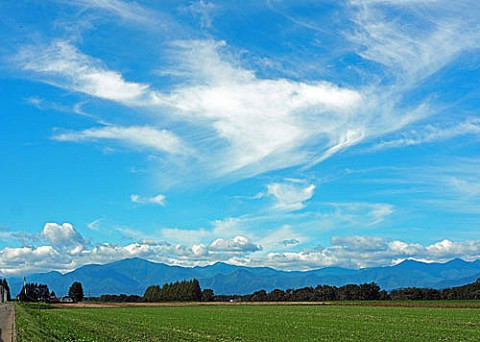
[
  {"x1": 3, "y1": 222, "x2": 480, "y2": 275},
  {"x1": 282, "y1": 239, "x2": 300, "y2": 247},
  {"x1": 0, "y1": 223, "x2": 262, "y2": 275},
  {"x1": 264, "y1": 236, "x2": 480, "y2": 270},
  {"x1": 209, "y1": 236, "x2": 261, "y2": 252},
  {"x1": 41, "y1": 222, "x2": 84, "y2": 247},
  {"x1": 130, "y1": 193, "x2": 167, "y2": 206},
  {"x1": 267, "y1": 180, "x2": 315, "y2": 211}
]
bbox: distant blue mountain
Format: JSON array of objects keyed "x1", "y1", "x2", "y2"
[{"x1": 8, "y1": 257, "x2": 480, "y2": 297}]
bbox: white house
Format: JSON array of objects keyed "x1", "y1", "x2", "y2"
[{"x1": 0, "y1": 285, "x2": 8, "y2": 303}]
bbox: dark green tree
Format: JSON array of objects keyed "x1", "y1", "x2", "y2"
[
  {"x1": 68, "y1": 282, "x2": 84, "y2": 302},
  {"x1": 191, "y1": 279, "x2": 202, "y2": 301},
  {"x1": 267, "y1": 289, "x2": 287, "y2": 301},
  {"x1": 16, "y1": 283, "x2": 50, "y2": 302},
  {"x1": 250, "y1": 290, "x2": 268, "y2": 302},
  {"x1": 201, "y1": 289, "x2": 215, "y2": 302}
]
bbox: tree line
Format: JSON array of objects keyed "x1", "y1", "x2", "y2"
[
  {"x1": 10, "y1": 277, "x2": 480, "y2": 303},
  {"x1": 221, "y1": 279, "x2": 480, "y2": 302},
  {"x1": 390, "y1": 279, "x2": 480, "y2": 300},
  {"x1": 143, "y1": 279, "x2": 203, "y2": 302},
  {"x1": 217, "y1": 283, "x2": 387, "y2": 302}
]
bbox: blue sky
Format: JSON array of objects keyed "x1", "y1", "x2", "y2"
[{"x1": 1, "y1": 0, "x2": 480, "y2": 276}]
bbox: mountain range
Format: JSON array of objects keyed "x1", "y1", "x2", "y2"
[{"x1": 8, "y1": 257, "x2": 480, "y2": 297}]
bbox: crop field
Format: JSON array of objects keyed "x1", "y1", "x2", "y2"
[{"x1": 16, "y1": 302, "x2": 480, "y2": 341}]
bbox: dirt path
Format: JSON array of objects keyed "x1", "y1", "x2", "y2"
[{"x1": 0, "y1": 303, "x2": 15, "y2": 342}]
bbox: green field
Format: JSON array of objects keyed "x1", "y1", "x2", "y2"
[{"x1": 16, "y1": 302, "x2": 480, "y2": 341}]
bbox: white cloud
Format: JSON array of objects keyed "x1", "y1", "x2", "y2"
[
  {"x1": 447, "y1": 177, "x2": 480, "y2": 199},
  {"x1": 282, "y1": 239, "x2": 300, "y2": 246},
  {"x1": 61, "y1": 0, "x2": 156, "y2": 25},
  {"x1": 209, "y1": 236, "x2": 261, "y2": 252},
  {"x1": 14, "y1": 0, "x2": 480, "y2": 185},
  {"x1": 41, "y1": 222, "x2": 84, "y2": 247},
  {"x1": 331, "y1": 236, "x2": 387, "y2": 252},
  {"x1": 192, "y1": 244, "x2": 209, "y2": 256},
  {"x1": 159, "y1": 40, "x2": 366, "y2": 176},
  {"x1": 349, "y1": 0, "x2": 480, "y2": 84},
  {"x1": 260, "y1": 224, "x2": 305, "y2": 250},
  {"x1": 15, "y1": 40, "x2": 371, "y2": 181},
  {"x1": 263, "y1": 236, "x2": 480, "y2": 270},
  {"x1": 0, "y1": 223, "x2": 262, "y2": 275},
  {"x1": 4, "y1": 222, "x2": 480, "y2": 275},
  {"x1": 267, "y1": 180, "x2": 315, "y2": 211},
  {"x1": 18, "y1": 41, "x2": 150, "y2": 103},
  {"x1": 187, "y1": 0, "x2": 217, "y2": 29},
  {"x1": 53, "y1": 126, "x2": 188, "y2": 155},
  {"x1": 161, "y1": 217, "x2": 247, "y2": 245},
  {"x1": 130, "y1": 193, "x2": 167, "y2": 206},
  {"x1": 317, "y1": 202, "x2": 394, "y2": 228},
  {"x1": 87, "y1": 218, "x2": 103, "y2": 231},
  {"x1": 370, "y1": 118, "x2": 480, "y2": 151},
  {"x1": 161, "y1": 228, "x2": 213, "y2": 245}
]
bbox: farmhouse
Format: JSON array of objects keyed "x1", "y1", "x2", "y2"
[
  {"x1": 0, "y1": 284, "x2": 8, "y2": 303},
  {"x1": 60, "y1": 296, "x2": 74, "y2": 303}
]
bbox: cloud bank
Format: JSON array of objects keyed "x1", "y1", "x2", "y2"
[{"x1": 2, "y1": 223, "x2": 480, "y2": 276}]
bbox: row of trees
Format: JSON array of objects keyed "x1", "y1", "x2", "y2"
[
  {"x1": 143, "y1": 279, "x2": 203, "y2": 302},
  {"x1": 12, "y1": 278, "x2": 480, "y2": 303},
  {"x1": 222, "y1": 280, "x2": 480, "y2": 302},
  {"x1": 224, "y1": 283, "x2": 388, "y2": 302},
  {"x1": 390, "y1": 279, "x2": 480, "y2": 300},
  {"x1": 1, "y1": 278, "x2": 11, "y2": 301}
]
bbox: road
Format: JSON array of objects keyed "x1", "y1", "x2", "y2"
[{"x1": 0, "y1": 303, "x2": 15, "y2": 342}]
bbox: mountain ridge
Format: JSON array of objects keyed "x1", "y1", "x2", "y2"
[{"x1": 8, "y1": 257, "x2": 480, "y2": 297}]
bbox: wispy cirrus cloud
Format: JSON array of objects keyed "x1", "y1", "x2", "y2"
[
  {"x1": 15, "y1": 39, "x2": 369, "y2": 181},
  {"x1": 368, "y1": 118, "x2": 480, "y2": 151},
  {"x1": 53, "y1": 126, "x2": 189, "y2": 155},
  {"x1": 17, "y1": 41, "x2": 150, "y2": 103},
  {"x1": 130, "y1": 193, "x2": 167, "y2": 206},
  {"x1": 56, "y1": 0, "x2": 158, "y2": 26},
  {"x1": 349, "y1": 0, "x2": 480, "y2": 84},
  {"x1": 16, "y1": 11, "x2": 476, "y2": 184}
]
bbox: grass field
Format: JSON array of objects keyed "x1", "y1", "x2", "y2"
[{"x1": 16, "y1": 302, "x2": 480, "y2": 341}]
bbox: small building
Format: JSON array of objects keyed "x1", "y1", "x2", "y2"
[
  {"x1": 0, "y1": 285, "x2": 8, "y2": 303},
  {"x1": 48, "y1": 295, "x2": 60, "y2": 303},
  {"x1": 60, "y1": 296, "x2": 74, "y2": 303}
]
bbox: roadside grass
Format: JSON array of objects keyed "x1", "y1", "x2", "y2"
[{"x1": 16, "y1": 302, "x2": 480, "y2": 341}]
